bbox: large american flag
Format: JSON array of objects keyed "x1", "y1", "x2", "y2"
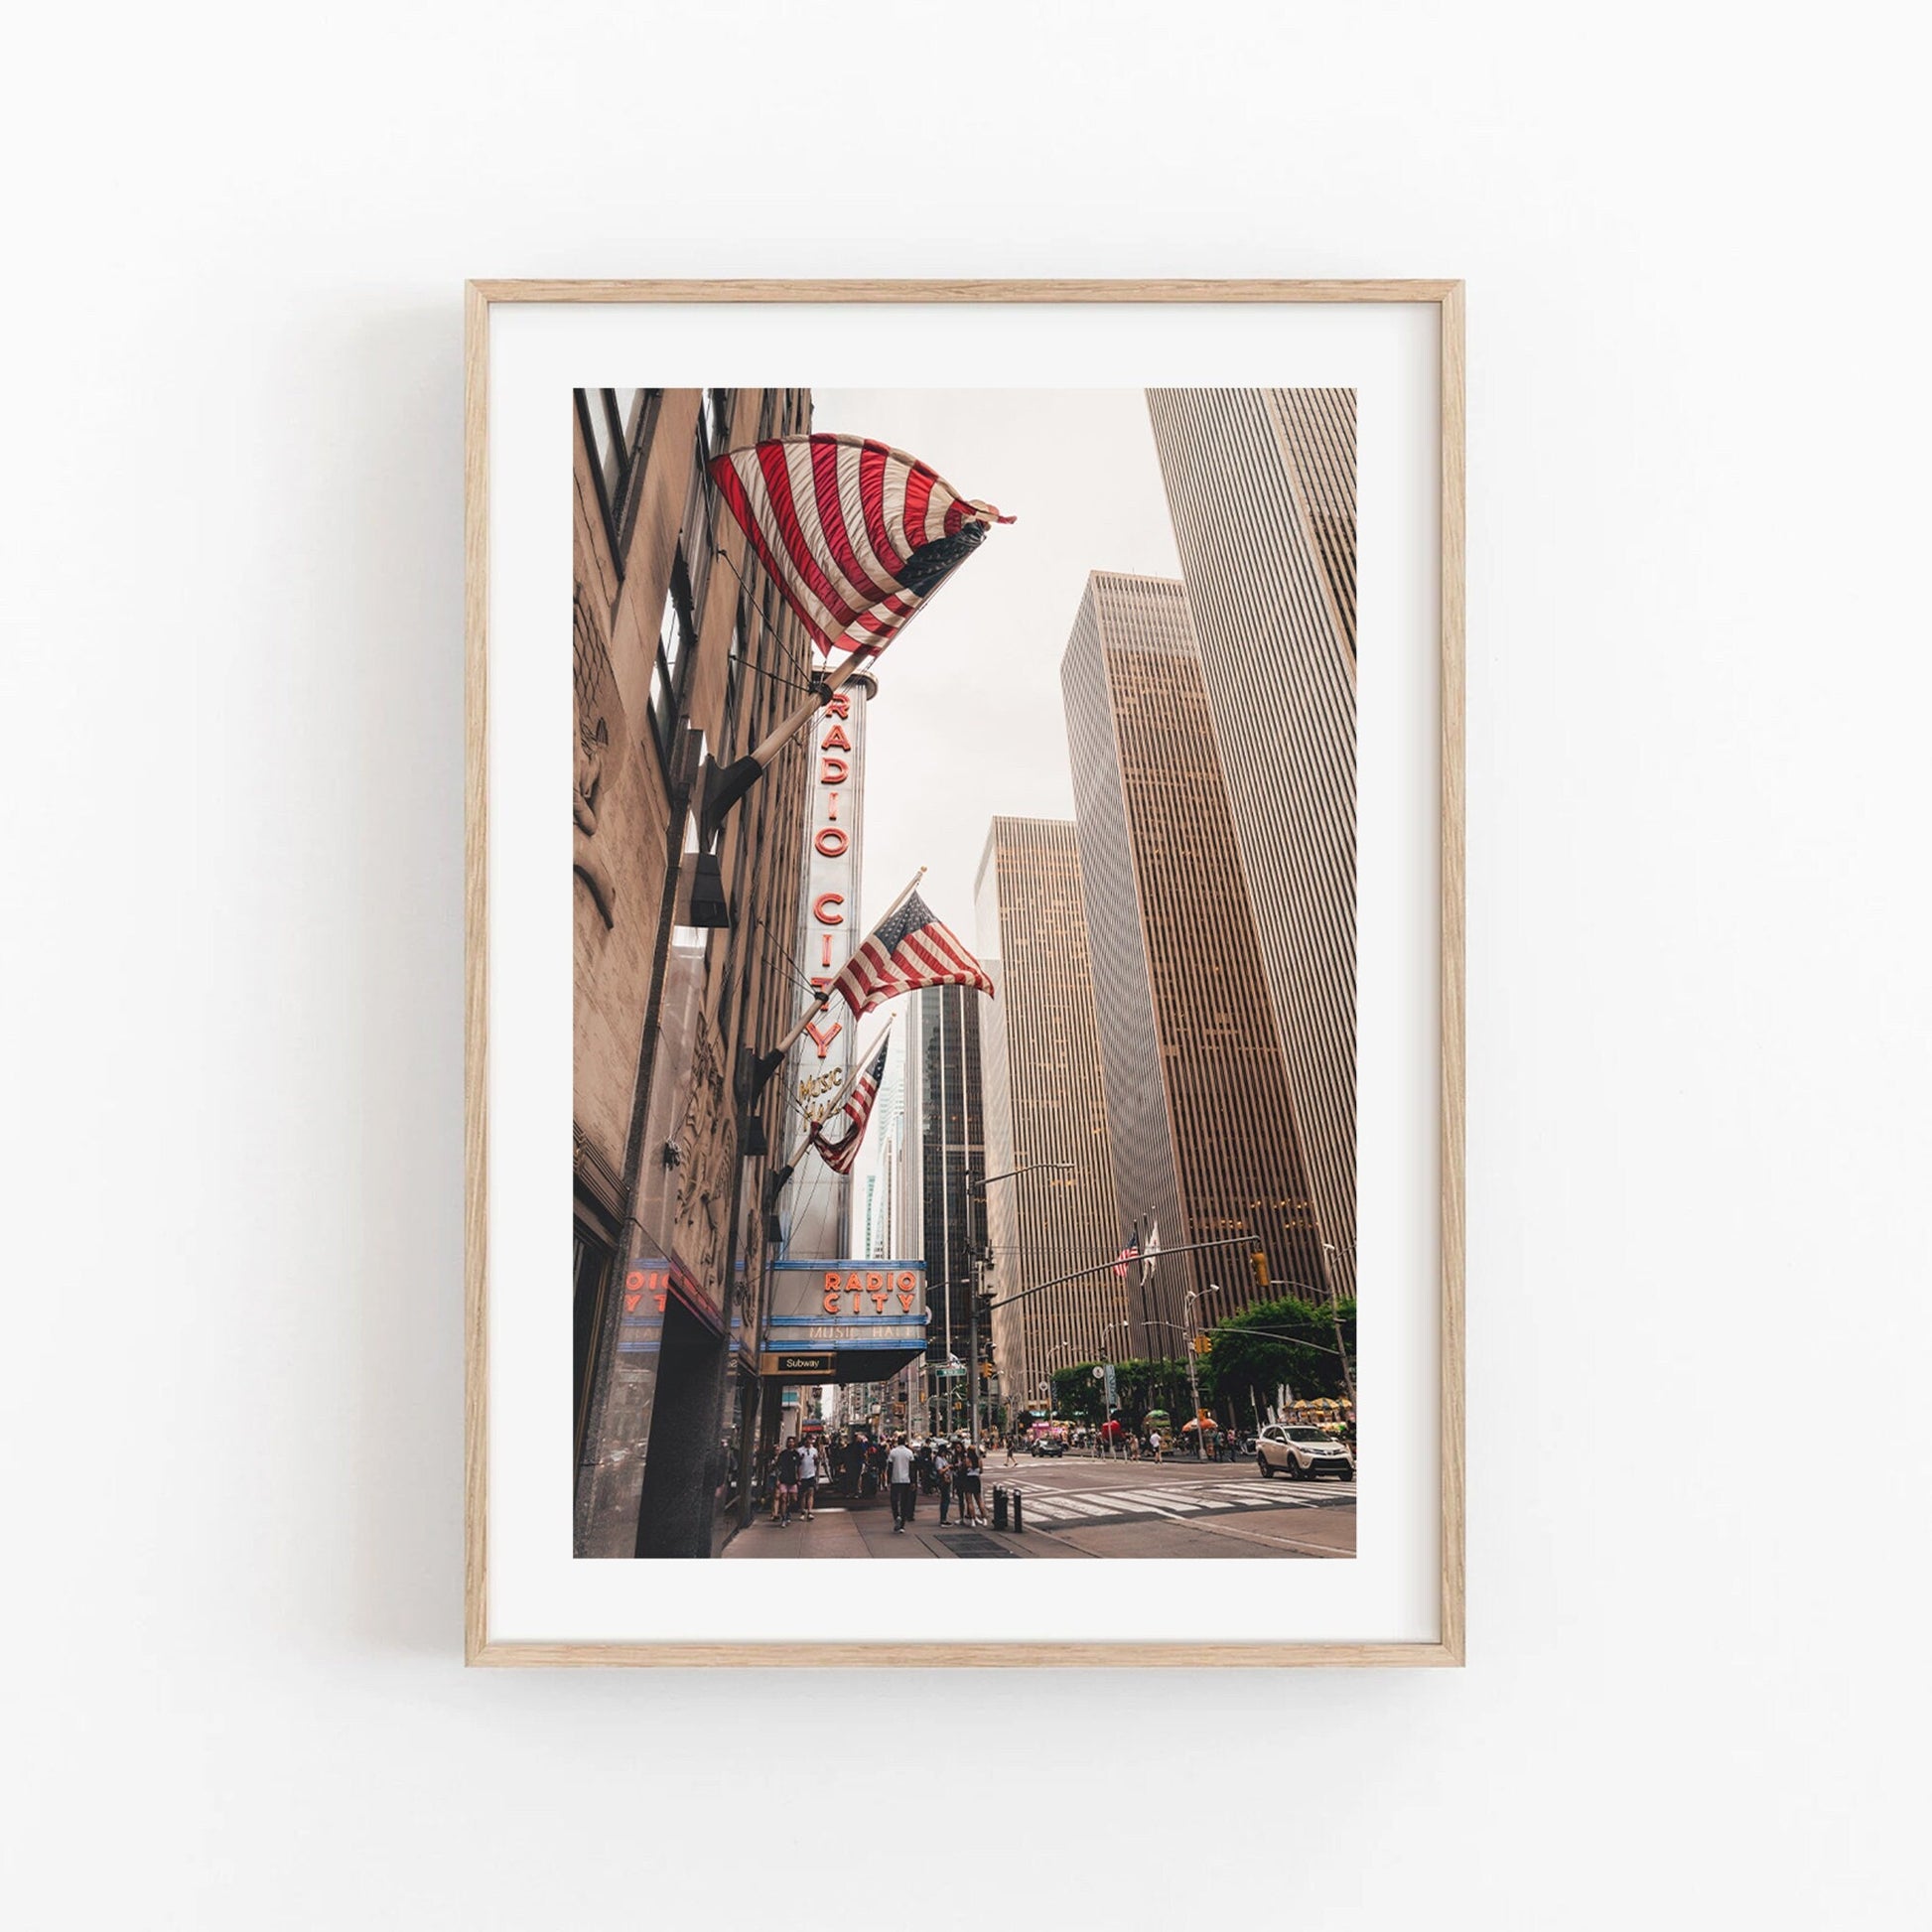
[
  {"x1": 809, "y1": 1034, "x2": 893, "y2": 1176},
  {"x1": 827, "y1": 892, "x2": 995, "y2": 1019},
  {"x1": 708, "y1": 433, "x2": 1012, "y2": 662}
]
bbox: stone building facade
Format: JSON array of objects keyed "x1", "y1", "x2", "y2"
[{"x1": 571, "y1": 386, "x2": 816, "y2": 1557}]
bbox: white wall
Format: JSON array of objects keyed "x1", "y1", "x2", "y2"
[{"x1": 3, "y1": 3, "x2": 1926, "y2": 1925}]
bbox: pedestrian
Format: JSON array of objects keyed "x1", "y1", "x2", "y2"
[
  {"x1": 1003, "y1": 1434, "x2": 1017, "y2": 1467},
  {"x1": 772, "y1": 1437, "x2": 800, "y2": 1527},
  {"x1": 887, "y1": 1434, "x2": 916, "y2": 1532},
  {"x1": 934, "y1": 1441, "x2": 953, "y2": 1524},
  {"x1": 796, "y1": 1435, "x2": 819, "y2": 1519},
  {"x1": 961, "y1": 1443, "x2": 986, "y2": 1524}
]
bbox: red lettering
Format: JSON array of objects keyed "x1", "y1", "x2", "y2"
[
  {"x1": 820, "y1": 722, "x2": 853, "y2": 753},
  {"x1": 818, "y1": 756, "x2": 848, "y2": 785},
  {"x1": 825, "y1": 790, "x2": 840, "y2": 823},
  {"x1": 820, "y1": 935, "x2": 833, "y2": 968},
  {"x1": 822, "y1": 1289, "x2": 841, "y2": 1314},
  {"x1": 812, "y1": 892, "x2": 844, "y2": 924},
  {"x1": 822, "y1": 692, "x2": 850, "y2": 718},
  {"x1": 897, "y1": 1289, "x2": 914, "y2": 1312},
  {"x1": 814, "y1": 827, "x2": 849, "y2": 857},
  {"x1": 805, "y1": 1017, "x2": 843, "y2": 1057}
]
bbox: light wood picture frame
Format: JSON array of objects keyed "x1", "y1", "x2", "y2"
[{"x1": 465, "y1": 279, "x2": 1464, "y2": 1666}]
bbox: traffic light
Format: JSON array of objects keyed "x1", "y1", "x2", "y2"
[{"x1": 1251, "y1": 1248, "x2": 1270, "y2": 1290}]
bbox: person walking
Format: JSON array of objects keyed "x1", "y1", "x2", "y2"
[
  {"x1": 1150, "y1": 1427, "x2": 1164, "y2": 1463},
  {"x1": 887, "y1": 1435, "x2": 916, "y2": 1532},
  {"x1": 771, "y1": 1437, "x2": 800, "y2": 1527},
  {"x1": 934, "y1": 1441, "x2": 953, "y2": 1524},
  {"x1": 1003, "y1": 1434, "x2": 1017, "y2": 1467},
  {"x1": 796, "y1": 1436, "x2": 819, "y2": 1520}
]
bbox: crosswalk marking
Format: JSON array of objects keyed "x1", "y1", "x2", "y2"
[{"x1": 1013, "y1": 1477, "x2": 1353, "y2": 1530}]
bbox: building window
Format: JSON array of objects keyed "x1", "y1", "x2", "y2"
[
  {"x1": 684, "y1": 389, "x2": 736, "y2": 616},
  {"x1": 575, "y1": 388, "x2": 661, "y2": 572},
  {"x1": 721, "y1": 597, "x2": 748, "y2": 764},
  {"x1": 699, "y1": 387, "x2": 736, "y2": 465},
  {"x1": 650, "y1": 553, "x2": 697, "y2": 766},
  {"x1": 573, "y1": 1220, "x2": 615, "y2": 1464}
]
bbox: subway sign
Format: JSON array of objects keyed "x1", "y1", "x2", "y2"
[{"x1": 760, "y1": 1350, "x2": 838, "y2": 1378}]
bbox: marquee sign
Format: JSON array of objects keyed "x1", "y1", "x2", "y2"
[{"x1": 761, "y1": 1257, "x2": 927, "y2": 1383}]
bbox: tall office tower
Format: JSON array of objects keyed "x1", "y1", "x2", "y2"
[
  {"x1": 974, "y1": 817, "x2": 1131, "y2": 1409},
  {"x1": 1145, "y1": 388, "x2": 1357, "y2": 1298},
  {"x1": 907, "y1": 984, "x2": 986, "y2": 1415},
  {"x1": 855, "y1": 1036, "x2": 905, "y2": 1262},
  {"x1": 1061, "y1": 571, "x2": 1327, "y2": 1351}
]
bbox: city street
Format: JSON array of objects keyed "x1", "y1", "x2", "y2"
[{"x1": 723, "y1": 1451, "x2": 1355, "y2": 1559}]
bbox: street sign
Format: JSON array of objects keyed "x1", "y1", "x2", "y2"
[
  {"x1": 1103, "y1": 1363, "x2": 1119, "y2": 1409},
  {"x1": 1091, "y1": 1365, "x2": 1106, "y2": 1380},
  {"x1": 759, "y1": 1350, "x2": 837, "y2": 1377}
]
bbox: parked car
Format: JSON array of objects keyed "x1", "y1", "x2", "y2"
[
  {"x1": 1030, "y1": 1436, "x2": 1066, "y2": 1457},
  {"x1": 1255, "y1": 1424, "x2": 1354, "y2": 1480}
]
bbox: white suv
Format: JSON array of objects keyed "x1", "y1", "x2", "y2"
[{"x1": 1256, "y1": 1424, "x2": 1354, "y2": 1481}]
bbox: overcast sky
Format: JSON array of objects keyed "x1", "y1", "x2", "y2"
[{"x1": 810, "y1": 389, "x2": 1182, "y2": 944}]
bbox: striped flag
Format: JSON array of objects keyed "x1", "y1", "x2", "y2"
[
  {"x1": 1113, "y1": 1237, "x2": 1140, "y2": 1281},
  {"x1": 708, "y1": 434, "x2": 1013, "y2": 663},
  {"x1": 826, "y1": 892, "x2": 995, "y2": 1019},
  {"x1": 809, "y1": 1035, "x2": 892, "y2": 1175}
]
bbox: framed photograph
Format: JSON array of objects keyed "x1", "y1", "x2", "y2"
[{"x1": 465, "y1": 279, "x2": 1463, "y2": 1665}]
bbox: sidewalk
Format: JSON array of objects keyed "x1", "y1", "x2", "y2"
[{"x1": 721, "y1": 1495, "x2": 1080, "y2": 1559}]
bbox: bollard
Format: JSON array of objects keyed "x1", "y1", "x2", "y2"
[
  {"x1": 1012, "y1": 1488, "x2": 1025, "y2": 1533},
  {"x1": 992, "y1": 1485, "x2": 1009, "y2": 1531}
]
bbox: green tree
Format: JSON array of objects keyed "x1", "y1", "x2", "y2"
[
  {"x1": 1202, "y1": 1297, "x2": 1357, "y2": 1422},
  {"x1": 1049, "y1": 1364, "x2": 1104, "y2": 1422}
]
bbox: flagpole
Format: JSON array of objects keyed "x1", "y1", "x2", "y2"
[
  {"x1": 699, "y1": 650, "x2": 868, "y2": 846},
  {"x1": 770, "y1": 1011, "x2": 897, "y2": 1187},
  {"x1": 748, "y1": 651, "x2": 866, "y2": 774},
  {"x1": 845, "y1": 865, "x2": 928, "y2": 957}
]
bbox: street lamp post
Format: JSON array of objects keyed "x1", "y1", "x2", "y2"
[
  {"x1": 1182, "y1": 1288, "x2": 1205, "y2": 1454},
  {"x1": 1320, "y1": 1243, "x2": 1357, "y2": 1406},
  {"x1": 1100, "y1": 1321, "x2": 1124, "y2": 1455},
  {"x1": 966, "y1": 1161, "x2": 1075, "y2": 1450}
]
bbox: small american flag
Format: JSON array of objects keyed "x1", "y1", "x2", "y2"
[
  {"x1": 1113, "y1": 1241, "x2": 1140, "y2": 1281},
  {"x1": 810, "y1": 1035, "x2": 892, "y2": 1175},
  {"x1": 827, "y1": 892, "x2": 995, "y2": 1019}
]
